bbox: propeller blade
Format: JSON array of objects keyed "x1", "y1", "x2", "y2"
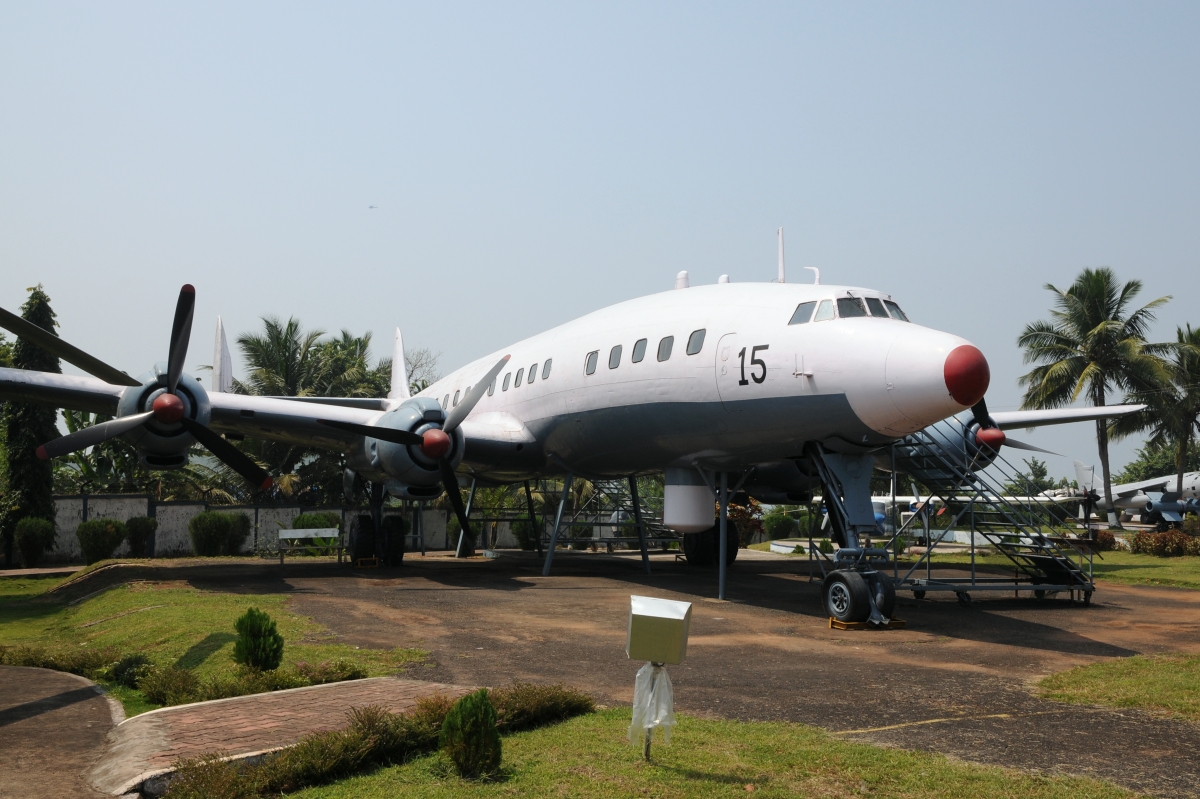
[
  {"x1": 1003, "y1": 437, "x2": 1060, "y2": 456},
  {"x1": 0, "y1": 306, "x2": 141, "y2": 387},
  {"x1": 438, "y1": 457, "x2": 473, "y2": 542},
  {"x1": 166, "y1": 285, "x2": 196, "y2": 395},
  {"x1": 35, "y1": 411, "x2": 155, "y2": 459},
  {"x1": 316, "y1": 419, "x2": 424, "y2": 446},
  {"x1": 970, "y1": 398, "x2": 992, "y2": 429},
  {"x1": 442, "y1": 354, "x2": 511, "y2": 433},
  {"x1": 180, "y1": 417, "x2": 273, "y2": 489}
]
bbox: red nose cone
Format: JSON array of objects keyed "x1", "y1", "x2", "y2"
[
  {"x1": 421, "y1": 428, "x2": 452, "y2": 459},
  {"x1": 944, "y1": 345, "x2": 990, "y2": 406},
  {"x1": 975, "y1": 427, "x2": 1006, "y2": 450},
  {"x1": 152, "y1": 392, "x2": 185, "y2": 424}
]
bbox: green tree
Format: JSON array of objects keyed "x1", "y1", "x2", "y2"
[
  {"x1": 1003, "y1": 457, "x2": 1057, "y2": 496},
  {"x1": 1, "y1": 286, "x2": 62, "y2": 566},
  {"x1": 1109, "y1": 324, "x2": 1200, "y2": 494},
  {"x1": 0, "y1": 332, "x2": 13, "y2": 501},
  {"x1": 1114, "y1": 436, "x2": 1200, "y2": 484},
  {"x1": 1018, "y1": 268, "x2": 1171, "y2": 526}
]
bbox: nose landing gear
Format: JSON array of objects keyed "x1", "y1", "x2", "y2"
[{"x1": 823, "y1": 569, "x2": 895, "y2": 624}]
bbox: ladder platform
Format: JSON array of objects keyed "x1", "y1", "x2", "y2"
[{"x1": 829, "y1": 617, "x2": 907, "y2": 630}]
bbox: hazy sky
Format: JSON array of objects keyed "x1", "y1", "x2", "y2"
[{"x1": 2, "y1": 2, "x2": 1197, "y2": 481}]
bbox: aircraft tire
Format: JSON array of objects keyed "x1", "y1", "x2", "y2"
[
  {"x1": 871, "y1": 573, "x2": 896, "y2": 618},
  {"x1": 682, "y1": 532, "x2": 713, "y2": 566},
  {"x1": 823, "y1": 570, "x2": 870, "y2": 623},
  {"x1": 682, "y1": 522, "x2": 739, "y2": 567}
]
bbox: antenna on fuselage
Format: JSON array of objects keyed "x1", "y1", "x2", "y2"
[
  {"x1": 777, "y1": 227, "x2": 785, "y2": 283},
  {"x1": 674, "y1": 271, "x2": 690, "y2": 289},
  {"x1": 804, "y1": 267, "x2": 820, "y2": 285}
]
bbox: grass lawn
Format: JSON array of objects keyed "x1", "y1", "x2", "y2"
[
  {"x1": 906, "y1": 551, "x2": 1200, "y2": 590},
  {"x1": 286, "y1": 708, "x2": 1132, "y2": 799},
  {"x1": 0, "y1": 571, "x2": 426, "y2": 716},
  {"x1": 1039, "y1": 654, "x2": 1200, "y2": 722}
]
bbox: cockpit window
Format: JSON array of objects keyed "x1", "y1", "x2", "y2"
[
  {"x1": 865, "y1": 297, "x2": 888, "y2": 318},
  {"x1": 813, "y1": 300, "x2": 835, "y2": 322},
  {"x1": 837, "y1": 298, "x2": 867, "y2": 318},
  {"x1": 788, "y1": 301, "x2": 817, "y2": 325},
  {"x1": 884, "y1": 300, "x2": 909, "y2": 321}
]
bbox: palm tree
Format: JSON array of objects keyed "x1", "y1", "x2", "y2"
[
  {"x1": 1018, "y1": 267, "x2": 1171, "y2": 526},
  {"x1": 1110, "y1": 324, "x2": 1200, "y2": 494}
]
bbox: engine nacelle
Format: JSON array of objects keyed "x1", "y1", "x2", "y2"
[
  {"x1": 114, "y1": 363, "x2": 211, "y2": 469},
  {"x1": 345, "y1": 396, "x2": 464, "y2": 500}
]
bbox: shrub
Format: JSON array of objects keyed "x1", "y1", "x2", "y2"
[
  {"x1": 0, "y1": 644, "x2": 120, "y2": 678},
  {"x1": 1092, "y1": 529, "x2": 1118, "y2": 552},
  {"x1": 490, "y1": 682, "x2": 595, "y2": 732},
  {"x1": 510, "y1": 518, "x2": 540, "y2": 551},
  {"x1": 189, "y1": 512, "x2": 231, "y2": 557},
  {"x1": 195, "y1": 667, "x2": 306, "y2": 701},
  {"x1": 125, "y1": 516, "x2": 158, "y2": 558},
  {"x1": 296, "y1": 658, "x2": 368, "y2": 685},
  {"x1": 292, "y1": 512, "x2": 341, "y2": 530},
  {"x1": 76, "y1": 519, "x2": 127, "y2": 565},
  {"x1": 233, "y1": 607, "x2": 284, "y2": 671},
  {"x1": 439, "y1": 689, "x2": 502, "y2": 779},
  {"x1": 160, "y1": 754, "x2": 253, "y2": 799},
  {"x1": 817, "y1": 538, "x2": 835, "y2": 554},
  {"x1": 1129, "y1": 530, "x2": 1193, "y2": 557},
  {"x1": 225, "y1": 513, "x2": 252, "y2": 554},
  {"x1": 140, "y1": 665, "x2": 201, "y2": 705},
  {"x1": 763, "y1": 513, "x2": 799, "y2": 541},
  {"x1": 15, "y1": 517, "x2": 55, "y2": 568},
  {"x1": 108, "y1": 653, "x2": 153, "y2": 689}
]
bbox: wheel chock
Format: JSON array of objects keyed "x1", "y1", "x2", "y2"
[{"x1": 828, "y1": 617, "x2": 907, "y2": 630}]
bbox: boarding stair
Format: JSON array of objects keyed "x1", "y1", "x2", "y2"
[{"x1": 889, "y1": 416, "x2": 1095, "y2": 599}]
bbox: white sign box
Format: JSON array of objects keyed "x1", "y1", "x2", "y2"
[{"x1": 626, "y1": 595, "x2": 692, "y2": 665}]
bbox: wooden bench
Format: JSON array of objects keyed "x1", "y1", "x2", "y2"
[{"x1": 278, "y1": 528, "x2": 345, "y2": 565}]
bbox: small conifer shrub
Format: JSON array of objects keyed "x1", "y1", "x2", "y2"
[
  {"x1": 233, "y1": 607, "x2": 284, "y2": 671},
  {"x1": 125, "y1": 516, "x2": 158, "y2": 558},
  {"x1": 76, "y1": 519, "x2": 128, "y2": 564},
  {"x1": 15, "y1": 517, "x2": 55, "y2": 567},
  {"x1": 439, "y1": 688, "x2": 502, "y2": 778}
]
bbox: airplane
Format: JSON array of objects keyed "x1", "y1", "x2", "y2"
[
  {"x1": 1063, "y1": 461, "x2": 1200, "y2": 530},
  {"x1": 0, "y1": 270, "x2": 1143, "y2": 625}
]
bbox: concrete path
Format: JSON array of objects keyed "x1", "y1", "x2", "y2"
[
  {"x1": 89, "y1": 676, "x2": 470, "y2": 796},
  {"x1": 0, "y1": 666, "x2": 121, "y2": 799}
]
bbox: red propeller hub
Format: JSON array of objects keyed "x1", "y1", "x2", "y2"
[
  {"x1": 975, "y1": 426, "x2": 1006, "y2": 450},
  {"x1": 944, "y1": 345, "x2": 990, "y2": 406},
  {"x1": 421, "y1": 428, "x2": 452, "y2": 459},
  {"x1": 152, "y1": 392, "x2": 185, "y2": 424}
]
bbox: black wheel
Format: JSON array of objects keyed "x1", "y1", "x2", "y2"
[
  {"x1": 870, "y1": 573, "x2": 896, "y2": 618},
  {"x1": 382, "y1": 516, "x2": 406, "y2": 567},
  {"x1": 913, "y1": 589, "x2": 926, "y2": 600},
  {"x1": 1034, "y1": 589, "x2": 1046, "y2": 600},
  {"x1": 682, "y1": 523, "x2": 738, "y2": 566},
  {"x1": 1083, "y1": 590, "x2": 1093, "y2": 606},
  {"x1": 956, "y1": 591, "x2": 972, "y2": 606},
  {"x1": 824, "y1": 570, "x2": 870, "y2": 623},
  {"x1": 352, "y1": 514, "x2": 375, "y2": 561},
  {"x1": 682, "y1": 532, "x2": 712, "y2": 566}
]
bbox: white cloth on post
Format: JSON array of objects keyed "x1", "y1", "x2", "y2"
[{"x1": 628, "y1": 662, "x2": 676, "y2": 744}]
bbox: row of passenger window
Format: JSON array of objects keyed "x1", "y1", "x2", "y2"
[
  {"x1": 788, "y1": 296, "x2": 909, "y2": 325},
  {"x1": 585, "y1": 328, "x2": 705, "y2": 375}
]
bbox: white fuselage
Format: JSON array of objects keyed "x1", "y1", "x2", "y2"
[{"x1": 418, "y1": 282, "x2": 975, "y2": 481}]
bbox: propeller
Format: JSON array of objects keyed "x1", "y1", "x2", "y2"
[
  {"x1": 317, "y1": 354, "x2": 511, "y2": 552},
  {"x1": 11, "y1": 285, "x2": 273, "y2": 490},
  {"x1": 969, "y1": 398, "x2": 1058, "y2": 456}
]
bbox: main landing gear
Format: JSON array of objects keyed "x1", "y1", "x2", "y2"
[{"x1": 822, "y1": 569, "x2": 895, "y2": 624}]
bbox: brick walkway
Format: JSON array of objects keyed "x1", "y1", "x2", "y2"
[{"x1": 89, "y1": 677, "x2": 470, "y2": 796}]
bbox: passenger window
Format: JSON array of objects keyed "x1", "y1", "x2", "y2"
[
  {"x1": 837, "y1": 298, "x2": 867, "y2": 318},
  {"x1": 453, "y1": 390, "x2": 460, "y2": 406},
  {"x1": 884, "y1": 300, "x2": 909, "y2": 322},
  {"x1": 542, "y1": 359, "x2": 552, "y2": 379},
  {"x1": 686, "y1": 329, "x2": 706, "y2": 355},
  {"x1": 528, "y1": 363, "x2": 537, "y2": 383},
  {"x1": 515, "y1": 368, "x2": 524, "y2": 387},
  {"x1": 813, "y1": 300, "x2": 835, "y2": 322},
  {"x1": 609, "y1": 345, "x2": 622, "y2": 369},
  {"x1": 788, "y1": 301, "x2": 817, "y2": 325},
  {"x1": 657, "y1": 336, "x2": 674, "y2": 361},
  {"x1": 442, "y1": 394, "x2": 449, "y2": 408},
  {"x1": 585, "y1": 351, "x2": 598, "y2": 375},
  {"x1": 632, "y1": 338, "x2": 647, "y2": 363},
  {"x1": 865, "y1": 297, "x2": 888, "y2": 318},
  {"x1": 488, "y1": 379, "x2": 495, "y2": 397},
  {"x1": 465, "y1": 385, "x2": 472, "y2": 398},
  {"x1": 503, "y1": 373, "x2": 511, "y2": 391}
]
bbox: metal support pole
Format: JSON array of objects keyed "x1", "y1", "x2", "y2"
[
  {"x1": 455, "y1": 478, "x2": 478, "y2": 558},
  {"x1": 542, "y1": 474, "x2": 574, "y2": 576},
  {"x1": 891, "y1": 443, "x2": 898, "y2": 582},
  {"x1": 416, "y1": 500, "x2": 426, "y2": 555},
  {"x1": 629, "y1": 475, "x2": 651, "y2": 575},
  {"x1": 718, "y1": 472, "x2": 729, "y2": 600},
  {"x1": 524, "y1": 480, "x2": 542, "y2": 557},
  {"x1": 370, "y1": 482, "x2": 385, "y2": 559}
]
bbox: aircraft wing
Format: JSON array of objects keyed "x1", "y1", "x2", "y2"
[
  {"x1": 0, "y1": 366, "x2": 126, "y2": 415},
  {"x1": 990, "y1": 404, "x2": 1146, "y2": 430}
]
